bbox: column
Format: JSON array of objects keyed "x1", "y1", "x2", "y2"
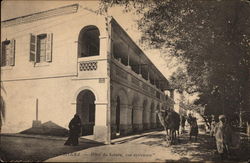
[
  {"x1": 143, "y1": 107, "x2": 150, "y2": 130},
  {"x1": 147, "y1": 65, "x2": 150, "y2": 81},
  {"x1": 151, "y1": 107, "x2": 157, "y2": 129},
  {"x1": 110, "y1": 100, "x2": 117, "y2": 138},
  {"x1": 127, "y1": 45, "x2": 130, "y2": 67},
  {"x1": 127, "y1": 105, "x2": 133, "y2": 134},
  {"x1": 94, "y1": 102, "x2": 109, "y2": 144},
  {"x1": 99, "y1": 35, "x2": 108, "y2": 58},
  {"x1": 139, "y1": 57, "x2": 142, "y2": 76}
]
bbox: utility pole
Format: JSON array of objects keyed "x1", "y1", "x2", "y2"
[{"x1": 36, "y1": 98, "x2": 38, "y2": 121}]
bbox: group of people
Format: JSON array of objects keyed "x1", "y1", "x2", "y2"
[
  {"x1": 65, "y1": 113, "x2": 238, "y2": 161},
  {"x1": 181, "y1": 114, "x2": 237, "y2": 161}
]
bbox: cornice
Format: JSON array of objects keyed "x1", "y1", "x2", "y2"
[{"x1": 1, "y1": 4, "x2": 79, "y2": 28}]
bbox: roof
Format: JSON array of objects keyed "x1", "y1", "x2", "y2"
[{"x1": 1, "y1": 4, "x2": 79, "y2": 28}]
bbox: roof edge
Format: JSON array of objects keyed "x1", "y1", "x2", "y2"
[{"x1": 1, "y1": 4, "x2": 79, "y2": 28}]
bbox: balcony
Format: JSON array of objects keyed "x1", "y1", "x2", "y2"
[
  {"x1": 111, "y1": 57, "x2": 166, "y2": 101},
  {"x1": 77, "y1": 56, "x2": 108, "y2": 79}
]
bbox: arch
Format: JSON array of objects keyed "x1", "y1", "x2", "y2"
[
  {"x1": 131, "y1": 93, "x2": 141, "y2": 131},
  {"x1": 142, "y1": 98, "x2": 149, "y2": 130},
  {"x1": 113, "y1": 87, "x2": 129, "y2": 105},
  {"x1": 112, "y1": 87, "x2": 129, "y2": 135},
  {"x1": 78, "y1": 25, "x2": 100, "y2": 58},
  {"x1": 73, "y1": 86, "x2": 99, "y2": 104},
  {"x1": 76, "y1": 89, "x2": 96, "y2": 136},
  {"x1": 150, "y1": 101, "x2": 156, "y2": 129},
  {"x1": 115, "y1": 96, "x2": 121, "y2": 133},
  {"x1": 142, "y1": 98, "x2": 148, "y2": 111},
  {"x1": 131, "y1": 93, "x2": 141, "y2": 106}
]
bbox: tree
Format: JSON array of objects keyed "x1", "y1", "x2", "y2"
[{"x1": 100, "y1": 0, "x2": 250, "y2": 122}]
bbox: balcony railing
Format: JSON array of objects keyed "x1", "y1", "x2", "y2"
[
  {"x1": 111, "y1": 57, "x2": 167, "y2": 101},
  {"x1": 79, "y1": 61, "x2": 98, "y2": 71}
]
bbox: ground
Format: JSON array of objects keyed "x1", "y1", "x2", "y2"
[
  {"x1": 0, "y1": 134, "x2": 102, "y2": 162},
  {"x1": 1, "y1": 130, "x2": 249, "y2": 162}
]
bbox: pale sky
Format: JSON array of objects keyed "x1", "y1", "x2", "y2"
[{"x1": 1, "y1": 0, "x2": 178, "y2": 79}]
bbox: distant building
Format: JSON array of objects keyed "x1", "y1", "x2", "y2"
[{"x1": 1, "y1": 4, "x2": 174, "y2": 143}]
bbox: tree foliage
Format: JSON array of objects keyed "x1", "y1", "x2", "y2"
[{"x1": 100, "y1": 0, "x2": 250, "y2": 118}]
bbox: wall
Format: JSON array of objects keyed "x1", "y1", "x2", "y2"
[{"x1": 1, "y1": 7, "x2": 110, "y2": 143}]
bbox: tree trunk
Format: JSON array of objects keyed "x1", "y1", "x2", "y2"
[{"x1": 247, "y1": 121, "x2": 250, "y2": 137}]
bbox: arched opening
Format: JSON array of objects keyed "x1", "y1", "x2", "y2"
[
  {"x1": 116, "y1": 96, "x2": 121, "y2": 134},
  {"x1": 131, "y1": 106, "x2": 134, "y2": 128},
  {"x1": 150, "y1": 102, "x2": 155, "y2": 128},
  {"x1": 113, "y1": 89, "x2": 129, "y2": 136},
  {"x1": 131, "y1": 95, "x2": 140, "y2": 132},
  {"x1": 78, "y1": 26, "x2": 100, "y2": 58},
  {"x1": 142, "y1": 99, "x2": 148, "y2": 130},
  {"x1": 76, "y1": 90, "x2": 96, "y2": 136},
  {"x1": 156, "y1": 104, "x2": 161, "y2": 128}
]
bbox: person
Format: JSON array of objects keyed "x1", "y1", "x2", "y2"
[
  {"x1": 189, "y1": 116, "x2": 198, "y2": 141},
  {"x1": 64, "y1": 114, "x2": 82, "y2": 146},
  {"x1": 181, "y1": 115, "x2": 186, "y2": 134},
  {"x1": 214, "y1": 115, "x2": 232, "y2": 160},
  {"x1": 210, "y1": 117, "x2": 217, "y2": 137},
  {"x1": 187, "y1": 113, "x2": 193, "y2": 124}
]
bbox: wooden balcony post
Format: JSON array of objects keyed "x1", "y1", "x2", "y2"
[
  {"x1": 147, "y1": 65, "x2": 150, "y2": 80},
  {"x1": 139, "y1": 58, "x2": 141, "y2": 75},
  {"x1": 127, "y1": 45, "x2": 130, "y2": 66}
]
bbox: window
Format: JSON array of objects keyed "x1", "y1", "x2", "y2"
[
  {"x1": 1, "y1": 39, "x2": 15, "y2": 67},
  {"x1": 30, "y1": 33, "x2": 53, "y2": 63},
  {"x1": 37, "y1": 34, "x2": 47, "y2": 62},
  {"x1": 78, "y1": 26, "x2": 100, "y2": 58}
]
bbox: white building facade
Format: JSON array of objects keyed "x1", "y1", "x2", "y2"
[{"x1": 1, "y1": 4, "x2": 174, "y2": 143}]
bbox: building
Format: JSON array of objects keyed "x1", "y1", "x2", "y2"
[{"x1": 1, "y1": 4, "x2": 174, "y2": 143}]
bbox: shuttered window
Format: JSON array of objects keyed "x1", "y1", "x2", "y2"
[
  {"x1": 46, "y1": 33, "x2": 53, "y2": 62},
  {"x1": 1, "y1": 39, "x2": 15, "y2": 67},
  {"x1": 37, "y1": 34, "x2": 47, "y2": 62},
  {"x1": 30, "y1": 33, "x2": 53, "y2": 63}
]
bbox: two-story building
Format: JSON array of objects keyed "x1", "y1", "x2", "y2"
[{"x1": 1, "y1": 4, "x2": 174, "y2": 143}]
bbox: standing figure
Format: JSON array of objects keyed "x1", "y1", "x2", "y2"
[
  {"x1": 214, "y1": 115, "x2": 232, "y2": 160},
  {"x1": 187, "y1": 114, "x2": 198, "y2": 141},
  {"x1": 64, "y1": 114, "x2": 82, "y2": 146},
  {"x1": 210, "y1": 117, "x2": 217, "y2": 137},
  {"x1": 181, "y1": 115, "x2": 186, "y2": 134}
]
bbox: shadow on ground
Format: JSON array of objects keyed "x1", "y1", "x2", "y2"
[
  {"x1": 111, "y1": 129, "x2": 162, "y2": 145},
  {"x1": 0, "y1": 135, "x2": 103, "y2": 162},
  {"x1": 140, "y1": 133, "x2": 250, "y2": 162}
]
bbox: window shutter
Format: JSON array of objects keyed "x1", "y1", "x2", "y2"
[
  {"x1": 45, "y1": 33, "x2": 53, "y2": 62},
  {"x1": 30, "y1": 34, "x2": 37, "y2": 62},
  {"x1": 9, "y1": 39, "x2": 15, "y2": 66}
]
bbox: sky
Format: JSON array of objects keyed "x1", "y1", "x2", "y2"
[{"x1": 1, "y1": 0, "x2": 179, "y2": 79}]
